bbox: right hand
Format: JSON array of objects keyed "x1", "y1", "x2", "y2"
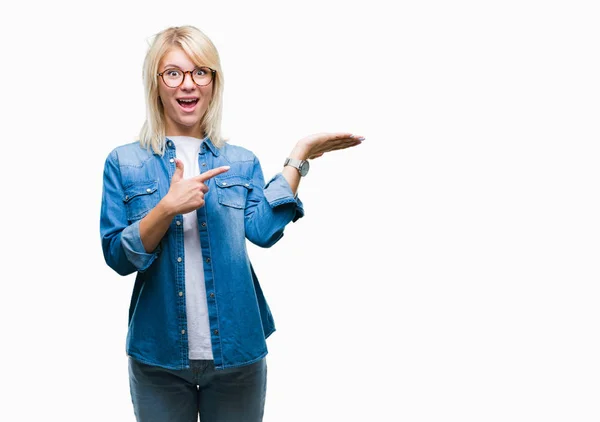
[{"x1": 162, "y1": 159, "x2": 230, "y2": 215}]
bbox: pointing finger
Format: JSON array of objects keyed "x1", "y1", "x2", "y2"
[{"x1": 195, "y1": 166, "x2": 230, "y2": 182}]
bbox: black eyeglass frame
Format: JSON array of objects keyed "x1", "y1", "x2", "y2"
[{"x1": 157, "y1": 67, "x2": 217, "y2": 88}]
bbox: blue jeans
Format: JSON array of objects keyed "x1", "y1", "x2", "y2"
[{"x1": 128, "y1": 357, "x2": 267, "y2": 422}]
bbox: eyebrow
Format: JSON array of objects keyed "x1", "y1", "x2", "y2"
[{"x1": 162, "y1": 64, "x2": 205, "y2": 69}]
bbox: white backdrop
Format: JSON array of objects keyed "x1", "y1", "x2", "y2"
[{"x1": 1, "y1": 0, "x2": 599, "y2": 421}]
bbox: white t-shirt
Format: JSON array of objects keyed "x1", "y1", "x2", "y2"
[{"x1": 169, "y1": 136, "x2": 213, "y2": 360}]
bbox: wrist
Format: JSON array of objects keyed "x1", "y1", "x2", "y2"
[
  {"x1": 288, "y1": 143, "x2": 310, "y2": 161},
  {"x1": 157, "y1": 197, "x2": 177, "y2": 219}
]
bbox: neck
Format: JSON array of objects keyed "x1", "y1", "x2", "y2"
[{"x1": 164, "y1": 121, "x2": 204, "y2": 139}]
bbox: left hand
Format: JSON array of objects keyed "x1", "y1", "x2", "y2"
[{"x1": 290, "y1": 132, "x2": 365, "y2": 160}]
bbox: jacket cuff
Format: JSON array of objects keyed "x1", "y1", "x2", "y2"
[
  {"x1": 264, "y1": 173, "x2": 305, "y2": 222},
  {"x1": 121, "y1": 220, "x2": 159, "y2": 272}
]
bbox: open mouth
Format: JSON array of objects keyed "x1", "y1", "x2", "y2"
[{"x1": 177, "y1": 98, "x2": 199, "y2": 110}]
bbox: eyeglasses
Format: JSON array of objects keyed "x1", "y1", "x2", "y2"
[{"x1": 157, "y1": 67, "x2": 216, "y2": 88}]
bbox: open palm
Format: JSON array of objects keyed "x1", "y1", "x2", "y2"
[{"x1": 296, "y1": 132, "x2": 364, "y2": 160}]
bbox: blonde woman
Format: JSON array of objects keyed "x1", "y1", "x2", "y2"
[{"x1": 100, "y1": 25, "x2": 364, "y2": 422}]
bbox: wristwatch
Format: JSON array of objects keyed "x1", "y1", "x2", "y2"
[{"x1": 283, "y1": 157, "x2": 310, "y2": 176}]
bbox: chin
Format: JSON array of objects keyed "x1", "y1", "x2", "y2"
[{"x1": 177, "y1": 115, "x2": 201, "y2": 126}]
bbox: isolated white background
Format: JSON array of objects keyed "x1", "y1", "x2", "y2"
[{"x1": 1, "y1": 0, "x2": 598, "y2": 421}]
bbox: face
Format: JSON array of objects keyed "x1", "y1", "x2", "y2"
[{"x1": 157, "y1": 47, "x2": 214, "y2": 137}]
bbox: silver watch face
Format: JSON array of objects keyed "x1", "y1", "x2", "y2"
[{"x1": 299, "y1": 160, "x2": 310, "y2": 176}]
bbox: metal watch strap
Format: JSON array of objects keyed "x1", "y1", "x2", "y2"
[{"x1": 284, "y1": 157, "x2": 303, "y2": 169}]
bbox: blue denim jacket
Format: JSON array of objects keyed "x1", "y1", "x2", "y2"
[{"x1": 100, "y1": 137, "x2": 304, "y2": 370}]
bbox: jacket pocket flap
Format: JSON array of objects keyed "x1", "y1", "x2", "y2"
[
  {"x1": 214, "y1": 175, "x2": 253, "y2": 190},
  {"x1": 123, "y1": 180, "x2": 158, "y2": 203}
]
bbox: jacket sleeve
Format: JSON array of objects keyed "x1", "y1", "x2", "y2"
[
  {"x1": 100, "y1": 151, "x2": 159, "y2": 276},
  {"x1": 244, "y1": 155, "x2": 304, "y2": 248}
]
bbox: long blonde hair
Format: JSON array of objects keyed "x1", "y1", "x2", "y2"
[{"x1": 139, "y1": 26, "x2": 226, "y2": 155}]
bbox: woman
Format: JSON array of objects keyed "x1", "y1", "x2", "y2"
[{"x1": 100, "y1": 25, "x2": 364, "y2": 422}]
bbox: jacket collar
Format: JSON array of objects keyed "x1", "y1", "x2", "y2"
[
  {"x1": 164, "y1": 135, "x2": 220, "y2": 157},
  {"x1": 202, "y1": 136, "x2": 220, "y2": 156}
]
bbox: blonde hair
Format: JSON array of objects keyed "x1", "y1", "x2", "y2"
[{"x1": 139, "y1": 25, "x2": 226, "y2": 155}]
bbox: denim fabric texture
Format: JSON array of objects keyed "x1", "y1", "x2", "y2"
[
  {"x1": 128, "y1": 357, "x2": 267, "y2": 422},
  {"x1": 100, "y1": 137, "x2": 304, "y2": 370}
]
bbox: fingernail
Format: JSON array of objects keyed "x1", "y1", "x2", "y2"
[{"x1": 357, "y1": 137, "x2": 365, "y2": 141}]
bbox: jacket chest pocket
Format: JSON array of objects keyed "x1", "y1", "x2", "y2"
[
  {"x1": 215, "y1": 175, "x2": 253, "y2": 209},
  {"x1": 123, "y1": 180, "x2": 159, "y2": 221}
]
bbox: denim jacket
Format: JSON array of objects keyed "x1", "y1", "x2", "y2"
[{"x1": 100, "y1": 137, "x2": 304, "y2": 370}]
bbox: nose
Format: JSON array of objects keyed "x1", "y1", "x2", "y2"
[{"x1": 181, "y1": 71, "x2": 196, "y2": 89}]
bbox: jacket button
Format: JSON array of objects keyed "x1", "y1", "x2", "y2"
[
  {"x1": 177, "y1": 257, "x2": 182, "y2": 262},
  {"x1": 214, "y1": 330, "x2": 219, "y2": 335},
  {"x1": 205, "y1": 257, "x2": 211, "y2": 263},
  {"x1": 181, "y1": 330, "x2": 186, "y2": 335},
  {"x1": 201, "y1": 222, "x2": 206, "y2": 227},
  {"x1": 209, "y1": 292, "x2": 215, "y2": 298}
]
